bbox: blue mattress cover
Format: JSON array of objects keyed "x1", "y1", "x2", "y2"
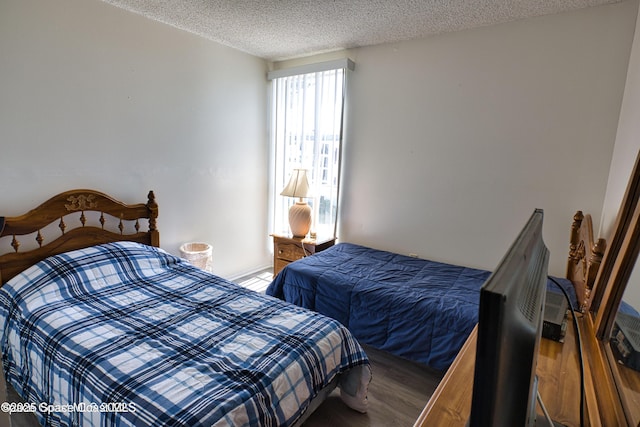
[{"x1": 267, "y1": 242, "x2": 577, "y2": 370}]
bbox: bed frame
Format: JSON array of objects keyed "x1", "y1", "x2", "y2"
[
  {"x1": 566, "y1": 210, "x2": 607, "y2": 312},
  {"x1": 0, "y1": 189, "x2": 159, "y2": 286}
]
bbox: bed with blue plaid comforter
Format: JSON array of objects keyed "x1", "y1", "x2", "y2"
[{"x1": 0, "y1": 242, "x2": 370, "y2": 427}]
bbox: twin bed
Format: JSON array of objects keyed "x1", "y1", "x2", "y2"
[
  {"x1": 0, "y1": 189, "x2": 603, "y2": 426},
  {"x1": 266, "y1": 231, "x2": 583, "y2": 370},
  {"x1": 268, "y1": 243, "x2": 493, "y2": 370}
]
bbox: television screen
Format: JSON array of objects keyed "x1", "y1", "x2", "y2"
[{"x1": 468, "y1": 209, "x2": 549, "y2": 427}]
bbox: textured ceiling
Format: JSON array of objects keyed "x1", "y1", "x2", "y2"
[{"x1": 100, "y1": 0, "x2": 621, "y2": 61}]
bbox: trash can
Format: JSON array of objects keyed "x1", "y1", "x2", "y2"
[{"x1": 179, "y1": 242, "x2": 212, "y2": 271}]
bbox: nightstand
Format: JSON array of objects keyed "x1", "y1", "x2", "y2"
[{"x1": 271, "y1": 234, "x2": 336, "y2": 276}]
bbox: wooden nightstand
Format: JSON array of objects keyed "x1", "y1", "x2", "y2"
[{"x1": 271, "y1": 234, "x2": 336, "y2": 276}]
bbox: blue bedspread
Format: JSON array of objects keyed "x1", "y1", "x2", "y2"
[
  {"x1": 0, "y1": 242, "x2": 370, "y2": 427},
  {"x1": 266, "y1": 243, "x2": 577, "y2": 371}
]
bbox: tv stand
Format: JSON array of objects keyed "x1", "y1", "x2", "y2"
[{"x1": 415, "y1": 320, "x2": 585, "y2": 427}]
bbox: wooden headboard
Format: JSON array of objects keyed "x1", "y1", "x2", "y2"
[
  {"x1": 566, "y1": 210, "x2": 606, "y2": 312},
  {"x1": 0, "y1": 189, "x2": 159, "y2": 286}
]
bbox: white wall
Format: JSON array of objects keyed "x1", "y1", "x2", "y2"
[
  {"x1": 279, "y1": 1, "x2": 637, "y2": 277},
  {"x1": 600, "y1": 3, "x2": 640, "y2": 308},
  {"x1": 600, "y1": 7, "x2": 640, "y2": 240},
  {"x1": 0, "y1": 0, "x2": 271, "y2": 278},
  {"x1": 2, "y1": 0, "x2": 637, "y2": 282}
]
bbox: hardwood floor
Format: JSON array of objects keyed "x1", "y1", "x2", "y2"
[{"x1": 303, "y1": 345, "x2": 444, "y2": 427}]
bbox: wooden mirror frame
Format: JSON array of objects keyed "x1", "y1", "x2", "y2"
[
  {"x1": 589, "y1": 152, "x2": 640, "y2": 324},
  {"x1": 585, "y1": 150, "x2": 640, "y2": 426}
]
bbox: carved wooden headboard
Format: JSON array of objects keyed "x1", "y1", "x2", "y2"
[
  {"x1": 566, "y1": 210, "x2": 606, "y2": 312},
  {"x1": 0, "y1": 189, "x2": 159, "y2": 286}
]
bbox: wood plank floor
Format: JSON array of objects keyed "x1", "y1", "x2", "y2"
[{"x1": 303, "y1": 345, "x2": 444, "y2": 427}]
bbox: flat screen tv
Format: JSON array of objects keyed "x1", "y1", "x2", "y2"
[{"x1": 468, "y1": 209, "x2": 549, "y2": 427}]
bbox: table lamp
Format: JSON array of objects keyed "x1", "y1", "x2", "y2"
[{"x1": 281, "y1": 169, "x2": 311, "y2": 237}]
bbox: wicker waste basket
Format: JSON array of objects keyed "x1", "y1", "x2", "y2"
[{"x1": 179, "y1": 242, "x2": 212, "y2": 271}]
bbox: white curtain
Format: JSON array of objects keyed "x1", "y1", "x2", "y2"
[{"x1": 270, "y1": 65, "x2": 348, "y2": 239}]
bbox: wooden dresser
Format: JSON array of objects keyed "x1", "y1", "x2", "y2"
[
  {"x1": 271, "y1": 235, "x2": 336, "y2": 276},
  {"x1": 414, "y1": 312, "x2": 640, "y2": 427},
  {"x1": 414, "y1": 318, "x2": 585, "y2": 427}
]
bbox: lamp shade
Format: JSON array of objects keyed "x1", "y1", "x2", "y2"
[{"x1": 280, "y1": 169, "x2": 310, "y2": 199}]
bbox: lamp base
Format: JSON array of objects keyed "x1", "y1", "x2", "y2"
[{"x1": 289, "y1": 201, "x2": 312, "y2": 237}]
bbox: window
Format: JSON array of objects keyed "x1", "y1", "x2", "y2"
[{"x1": 268, "y1": 59, "x2": 354, "y2": 238}]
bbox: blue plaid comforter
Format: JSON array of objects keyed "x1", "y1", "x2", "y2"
[{"x1": 0, "y1": 242, "x2": 370, "y2": 426}]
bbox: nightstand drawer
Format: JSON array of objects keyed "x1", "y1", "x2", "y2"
[
  {"x1": 274, "y1": 259, "x2": 291, "y2": 275},
  {"x1": 275, "y1": 242, "x2": 305, "y2": 262}
]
